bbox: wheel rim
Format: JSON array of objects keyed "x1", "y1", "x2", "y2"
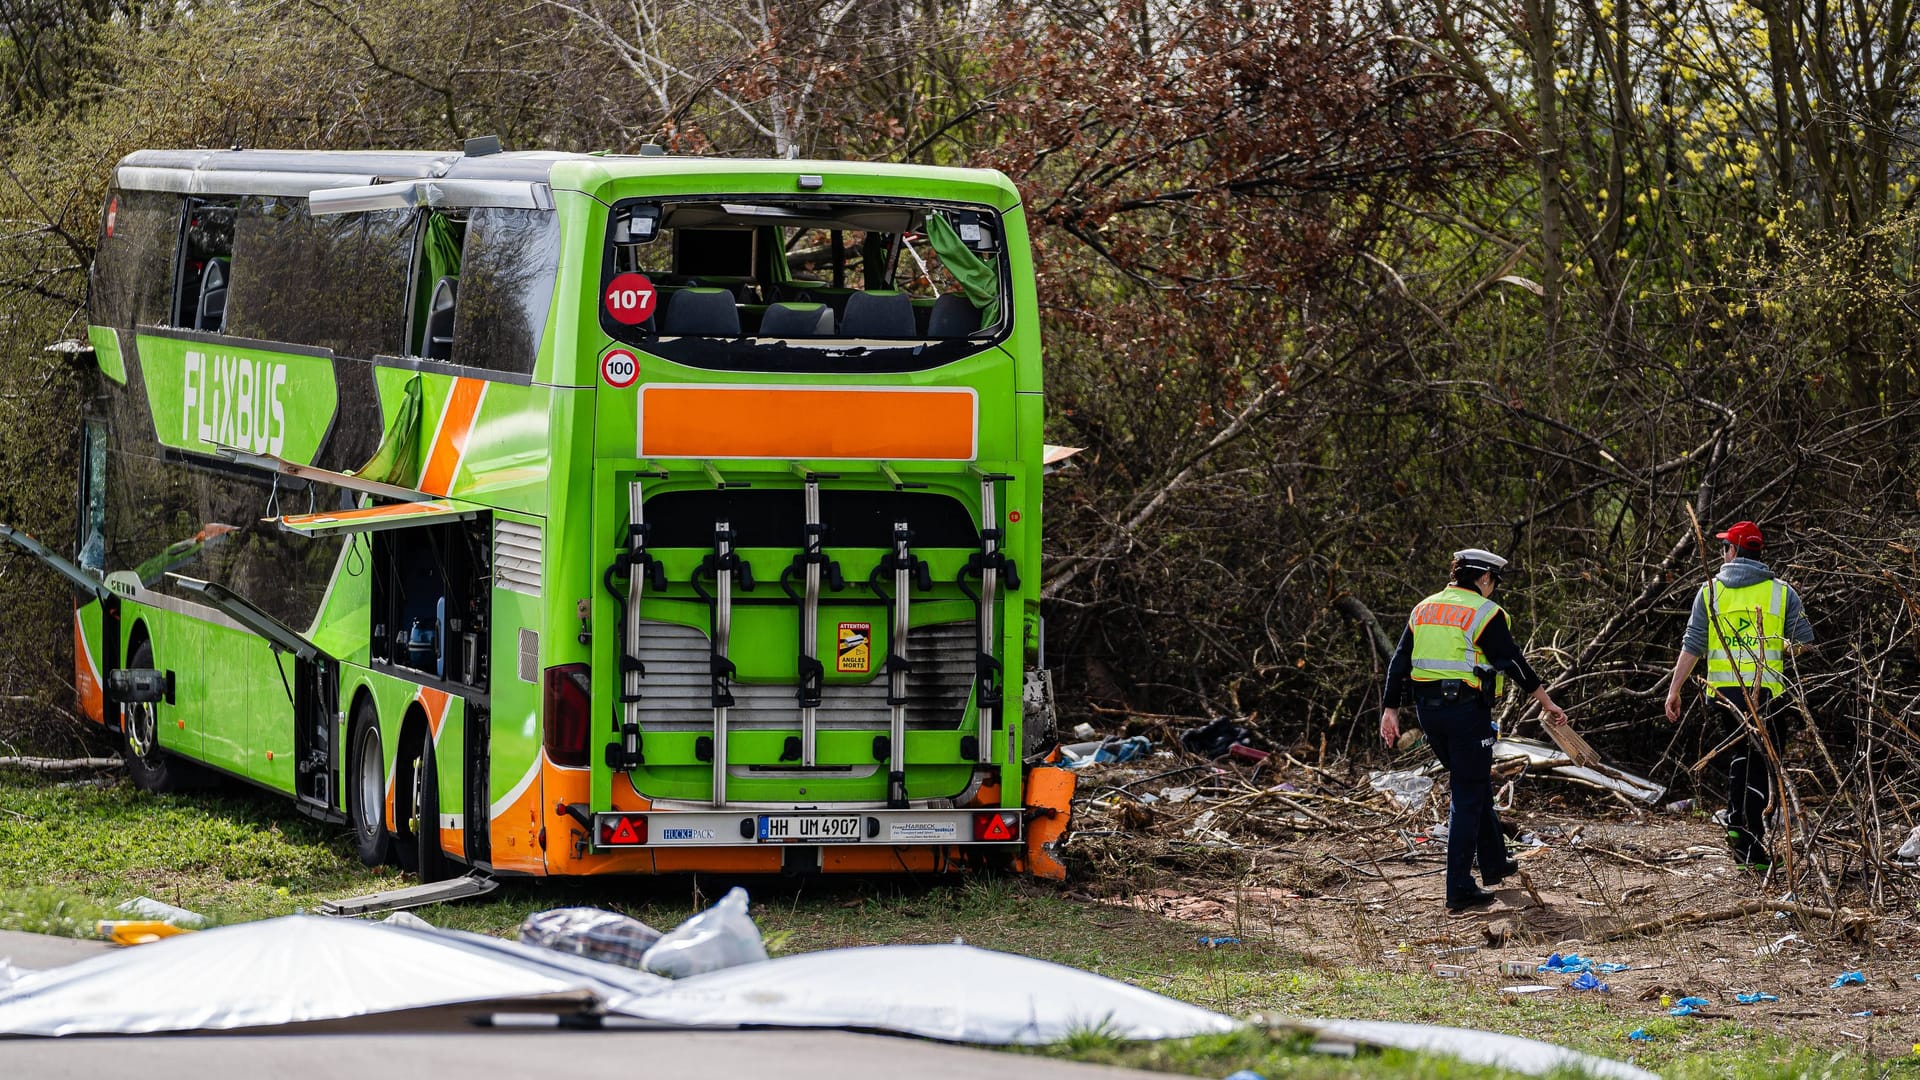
[
  {"x1": 125, "y1": 701, "x2": 157, "y2": 761},
  {"x1": 357, "y1": 726, "x2": 383, "y2": 837}
]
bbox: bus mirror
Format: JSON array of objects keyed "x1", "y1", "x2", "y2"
[{"x1": 615, "y1": 204, "x2": 661, "y2": 245}]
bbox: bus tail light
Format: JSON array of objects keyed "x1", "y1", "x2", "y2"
[
  {"x1": 972, "y1": 811, "x2": 1019, "y2": 842},
  {"x1": 597, "y1": 813, "x2": 647, "y2": 846},
  {"x1": 542, "y1": 663, "x2": 591, "y2": 767}
]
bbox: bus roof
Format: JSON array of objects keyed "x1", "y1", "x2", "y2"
[{"x1": 114, "y1": 149, "x2": 1019, "y2": 207}]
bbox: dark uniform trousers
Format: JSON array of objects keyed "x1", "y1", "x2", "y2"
[
  {"x1": 1415, "y1": 696, "x2": 1507, "y2": 897},
  {"x1": 1714, "y1": 686, "x2": 1790, "y2": 863}
]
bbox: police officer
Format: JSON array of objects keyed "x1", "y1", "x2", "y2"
[
  {"x1": 1379, "y1": 549, "x2": 1570, "y2": 912},
  {"x1": 1662, "y1": 521, "x2": 1813, "y2": 869}
]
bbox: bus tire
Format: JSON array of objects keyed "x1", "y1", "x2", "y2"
[
  {"x1": 348, "y1": 702, "x2": 393, "y2": 869},
  {"x1": 414, "y1": 728, "x2": 455, "y2": 883},
  {"x1": 121, "y1": 639, "x2": 187, "y2": 793}
]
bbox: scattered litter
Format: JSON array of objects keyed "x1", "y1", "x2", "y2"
[
  {"x1": 1501, "y1": 985, "x2": 1558, "y2": 994},
  {"x1": 1429, "y1": 963, "x2": 1468, "y2": 978},
  {"x1": 640, "y1": 887, "x2": 768, "y2": 978},
  {"x1": 1849, "y1": 1010, "x2": 1874, "y2": 1018},
  {"x1": 1061, "y1": 735, "x2": 1152, "y2": 769},
  {"x1": 1197, "y1": 936, "x2": 1242, "y2": 947},
  {"x1": 1830, "y1": 971, "x2": 1866, "y2": 988},
  {"x1": 1501, "y1": 960, "x2": 1536, "y2": 976},
  {"x1": 1070, "y1": 722, "x2": 1097, "y2": 740},
  {"x1": 1756, "y1": 934, "x2": 1798, "y2": 955},
  {"x1": 1664, "y1": 799, "x2": 1694, "y2": 814},
  {"x1": 1569, "y1": 972, "x2": 1610, "y2": 993},
  {"x1": 1537, "y1": 952, "x2": 1628, "y2": 975},
  {"x1": 116, "y1": 897, "x2": 207, "y2": 928},
  {"x1": 1669, "y1": 996, "x2": 1711, "y2": 1016},
  {"x1": 1627, "y1": 1028, "x2": 1652, "y2": 1042},
  {"x1": 1369, "y1": 770, "x2": 1435, "y2": 813},
  {"x1": 1285, "y1": 1018, "x2": 1657, "y2": 1079},
  {"x1": 520, "y1": 907, "x2": 663, "y2": 969},
  {"x1": 1733, "y1": 992, "x2": 1779, "y2": 1004},
  {"x1": 1223, "y1": 1071, "x2": 1266, "y2": 1080},
  {"x1": 1180, "y1": 717, "x2": 1256, "y2": 759},
  {"x1": 1895, "y1": 825, "x2": 1920, "y2": 862},
  {"x1": 1228, "y1": 744, "x2": 1270, "y2": 764},
  {"x1": 95, "y1": 920, "x2": 193, "y2": 947},
  {"x1": 1162, "y1": 786, "x2": 1198, "y2": 804}
]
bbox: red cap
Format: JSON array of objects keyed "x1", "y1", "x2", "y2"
[{"x1": 1716, "y1": 520, "x2": 1764, "y2": 552}]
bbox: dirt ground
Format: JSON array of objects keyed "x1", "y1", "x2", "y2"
[{"x1": 1061, "y1": 749, "x2": 1920, "y2": 1052}]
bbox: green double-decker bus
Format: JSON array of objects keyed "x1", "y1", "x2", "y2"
[{"x1": 3, "y1": 143, "x2": 1073, "y2": 881}]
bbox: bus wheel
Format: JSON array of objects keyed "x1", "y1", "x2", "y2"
[
  {"x1": 121, "y1": 640, "x2": 184, "y2": 793},
  {"x1": 348, "y1": 702, "x2": 392, "y2": 868},
  {"x1": 414, "y1": 728, "x2": 455, "y2": 883}
]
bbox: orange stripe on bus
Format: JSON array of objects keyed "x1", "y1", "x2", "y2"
[
  {"x1": 421, "y1": 378, "x2": 486, "y2": 495},
  {"x1": 280, "y1": 500, "x2": 452, "y2": 528},
  {"x1": 640, "y1": 386, "x2": 977, "y2": 460},
  {"x1": 416, "y1": 687, "x2": 451, "y2": 738},
  {"x1": 73, "y1": 607, "x2": 103, "y2": 724}
]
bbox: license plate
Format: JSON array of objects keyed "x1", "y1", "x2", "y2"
[{"x1": 757, "y1": 814, "x2": 862, "y2": 843}]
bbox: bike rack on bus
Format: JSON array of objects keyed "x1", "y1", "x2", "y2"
[
  {"x1": 958, "y1": 468, "x2": 1020, "y2": 766},
  {"x1": 691, "y1": 520, "x2": 753, "y2": 807},
  {"x1": 869, "y1": 523, "x2": 932, "y2": 809},
  {"x1": 780, "y1": 468, "x2": 845, "y2": 768}
]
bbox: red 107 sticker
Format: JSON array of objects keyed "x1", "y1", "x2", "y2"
[
  {"x1": 601, "y1": 349, "x2": 640, "y2": 389},
  {"x1": 604, "y1": 272, "x2": 658, "y2": 325}
]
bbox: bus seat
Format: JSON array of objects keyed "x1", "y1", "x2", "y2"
[
  {"x1": 194, "y1": 259, "x2": 229, "y2": 333},
  {"x1": 927, "y1": 293, "x2": 980, "y2": 338},
  {"x1": 662, "y1": 287, "x2": 741, "y2": 336},
  {"x1": 841, "y1": 290, "x2": 917, "y2": 339},
  {"x1": 758, "y1": 302, "x2": 835, "y2": 338},
  {"x1": 425, "y1": 276, "x2": 458, "y2": 360}
]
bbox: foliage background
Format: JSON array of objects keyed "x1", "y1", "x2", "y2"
[{"x1": 1, "y1": 0, "x2": 1916, "y2": 804}]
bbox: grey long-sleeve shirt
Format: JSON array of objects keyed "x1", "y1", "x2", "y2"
[{"x1": 1681, "y1": 557, "x2": 1813, "y2": 655}]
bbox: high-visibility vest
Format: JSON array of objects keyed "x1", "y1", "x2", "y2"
[
  {"x1": 1408, "y1": 585, "x2": 1505, "y2": 693},
  {"x1": 1703, "y1": 578, "x2": 1788, "y2": 696}
]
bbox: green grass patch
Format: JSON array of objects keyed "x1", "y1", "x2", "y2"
[{"x1": 4, "y1": 767, "x2": 1912, "y2": 1077}]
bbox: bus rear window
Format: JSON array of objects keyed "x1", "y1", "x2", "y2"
[{"x1": 600, "y1": 196, "x2": 1008, "y2": 373}]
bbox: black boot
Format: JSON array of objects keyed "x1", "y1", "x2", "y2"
[{"x1": 1446, "y1": 887, "x2": 1497, "y2": 913}]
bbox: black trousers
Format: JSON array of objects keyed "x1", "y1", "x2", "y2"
[
  {"x1": 1415, "y1": 697, "x2": 1507, "y2": 897},
  {"x1": 1715, "y1": 687, "x2": 1790, "y2": 863}
]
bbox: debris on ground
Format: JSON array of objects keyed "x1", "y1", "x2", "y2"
[
  {"x1": 1829, "y1": 971, "x2": 1866, "y2": 988},
  {"x1": 1061, "y1": 735, "x2": 1152, "y2": 769},
  {"x1": 1733, "y1": 992, "x2": 1780, "y2": 1004},
  {"x1": 115, "y1": 897, "x2": 207, "y2": 928},
  {"x1": 1272, "y1": 1017, "x2": 1657, "y2": 1080},
  {"x1": 519, "y1": 907, "x2": 663, "y2": 969},
  {"x1": 94, "y1": 920, "x2": 193, "y2": 946},
  {"x1": 1669, "y1": 996, "x2": 1711, "y2": 1016},
  {"x1": 1369, "y1": 770, "x2": 1435, "y2": 812}
]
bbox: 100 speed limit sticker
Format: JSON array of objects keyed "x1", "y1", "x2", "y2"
[{"x1": 601, "y1": 348, "x2": 640, "y2": 389}]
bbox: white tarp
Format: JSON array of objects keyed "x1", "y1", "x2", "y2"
[
  {"x1": 612, "y1": 943, "x2": 1241, "y2": 1044},
  {"x1": 0, "y1": 918, "x2": 1226, "y2": 1045},
  {"x1": 0, "y1": 916, "x2": 663, "y2": 1037},
  {"x1": 1299, "y1": 1019, "x2": 1658, "y2": 1080}
]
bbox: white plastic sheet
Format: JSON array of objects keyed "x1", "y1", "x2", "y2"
[
  {"x1": 0, "y1": 915, "x2": 662, "y2": 1037},
  {"x1": 641, "y1": 887, "x2": 767, "y2": 977},
  {"x1": 1300, "y1": 1019, "x2": 1658, "y2": 1079},
  {"x1": 611, "y1": 943, "x2": 1241, "y2": 1044}
]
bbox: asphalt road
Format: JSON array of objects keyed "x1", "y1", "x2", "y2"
[{"x1": 1, "y1": 931, "x2": 1168, "y2": 1079}]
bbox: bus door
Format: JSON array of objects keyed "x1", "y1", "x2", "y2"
[{"x1": 173, "y1": 577, "x2": 339, "y2": 817}]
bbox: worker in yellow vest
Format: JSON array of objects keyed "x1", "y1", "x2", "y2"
[
  {"x1": 1380, "y1": 549, "x2": 1570, "y2": 912},
  {"x1": 1663, "y1": 521, "x2": 1813, "y2": 868}
]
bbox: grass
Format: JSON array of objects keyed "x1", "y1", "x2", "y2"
[{"x1": 3, "y1": 766, "x2": 1916, "y2": 1077}]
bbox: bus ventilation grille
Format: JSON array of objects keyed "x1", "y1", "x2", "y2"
[
  {"x1": 629, "y1": 619, "x2": 977, "y2": 731},
  {"x1": 494, "y1": 520, "x2": 543, "y2": 596}
]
